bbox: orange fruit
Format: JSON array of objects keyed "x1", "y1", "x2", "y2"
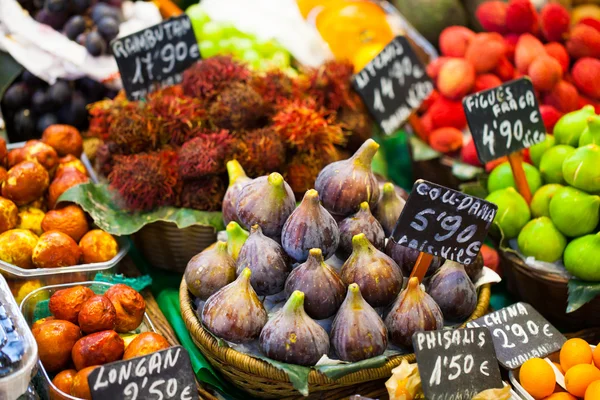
[
  {"x1": 544, "y1": 393, "x2": 577, "y2": 399},
  {"x1": 520, "y1": 358, "x2": 556, "y2": 399},
  {"x1": 585, "y1": 380, "x2": 600, "y2": 400},
  {"x1": 352, "y1": 42, "x2": 387, "y2": 73},
  {"x1": 561, "y1": 338, "x2": 593, "y2": 372},
  {"x1": 593, "y1": 345, "x2": 600, "y2": 368},
  {"x1": 553, "y1": 362, "x2": 565, "y2": 374},
  {"x1": 565, "y1": 364, "x2": 600, "y2": 397}
]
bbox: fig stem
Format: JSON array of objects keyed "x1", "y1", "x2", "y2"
[
  {"x1": 226, "y1": 222, "x2": 249, "y2": 238},
  {"x1": 351, "y1": 233, "x2": 374, "y2": 253},
  {"x1": 347, "y1": 284, "x2": 364, "y2": 310},
  {"x1": 303, "y1": 189, "x2": 320, "y2": 205},
  {"x1": 308, "y1": 248, "x2": 324, "y2": 262},
  {"x1": 226, "y1": 160, "x2": 248, "y2": 186},
  {"x1": 283, "y1": 291, "x2": 305, "y2": 314},
  {"x1": 358, "y1": 202, "x2": 370, "y2": 213},
  {"x1": 267, "y1": 172, "x2": 284, "y2": 187},
  {"x1": 352, "y1": 139, "x2": 379, "y2": 168},
  {"x1": 382, "y1": 183, "x2": 396, "y2": 199},
  {"x1": 215, "y1": 241, "x2": 228, "y2": 252}
]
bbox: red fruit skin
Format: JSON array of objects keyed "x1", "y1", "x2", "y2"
[
  {"x1": 428, "y1": 127, "x2": 464, "y2": 153},
  {"x1": 485, "y1": 156, "x2": 508, "y2": 173},
  {"x1": 506, "y1": 0, "x2": 538, "y2": 34},
  {"x1": 566, "y1": 24, "x2": 600, "y2": 59},
  {"x1": 528, "y1": 55, "x2": 563, "y2": 92},
  {"x1": 504, "y1": 34, "x2": 519, "y2": 62},
  {"x1": 439, "y1": 26, "x2": 475, "y2": 57},
  {"x1": 426, "y1": 57, "x2": 452, "y2": 80},
  {"x1": 476, "y1": 1, "x2": 508, "y2": 34},
  {"x1": 473, "y1": 74, "x2": 503, "y2": 92},
  {"x1": 515, "y1": 34, "x2": 546, "y2": 73},
  {"x1": 578, "y1": 95, "x2": 600, "y2": 114},
  {"x1": 540, "y1": 3, "x2": 570, "y2": 42},
  {"x1": 480, "y1": 244, "x2": 501, "y2": 277},
  {"x1": 572, "y1": 58, "x2": 600, "y2": 100},
  {"x1": 543, "y1": 80, "x2": 579, "y2": 113},
  {"x1": 494, "y1": 56, "x2": 516, "y2": 81},
  {"x1": 465, "y1": 33, "x2": 506, "y2": 73},
  {"x1": 418, "y1": 90, "x2": 440, "y2": 113},
  {"x1": 544, "y1": 42, "x2": 570, "y2": 74},
  {"x1": 428, "y1": 97, "x2": 467, "y2": 130},
  {"x1": 461, "y1": 138, "x2": 482, "y2": 166},
  {"x1": 420, "y1": 113, "x2": 434, "y2": 141},
  {"x1": 539, "y1": 105, "x2": 563, "y2": 133},
  {"x1": 437, "y1": 59, "x2": 476, "y2": 100},
  {"x1": 579, "y1": 17, "x2": 600, "y2": 32},
  {"x1": 522, "y1": 148, "x2": 532, "y2": 165}
]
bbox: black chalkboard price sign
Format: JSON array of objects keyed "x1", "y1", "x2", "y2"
[
  {"x1": 352, "y1": 36, "x2": 433, "y2": 135},
  {"x1": 413, "y1": 328, "x2": 503, "y2": 400},
  {"x1": 391, "y1": 180, "x2": 498, "y2": 265},
  {"x1": 463, "y1": 77, "x2": 546, "y2": 164},
  {"x1": 88, "y1": 345, "x2": 198, "y2": 400},
  {"x1": 467, "y1": 302, "x2": 566, "y2": 370},
  {"x1": 111, "y1": 15, "x2": 201, "y2": 101}
]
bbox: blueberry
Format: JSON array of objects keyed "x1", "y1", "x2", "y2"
[
  {"x1": 48, "y1": 80, "x2": 72, "y2": 105},
  {"x1": 85, "y1": 31, "x2": 107, "y2": 56},
  {"x1": 44, "y1": 0, "x2": 67, "y2": 13},
  {"x1": 13, "y1": 109, "x2": 36, "y2": 140},
  {"x1": 36, "y1": 113, "x2": 58, "y2": 134},
  {"x1": 97, "y1": 16, "x2": 119, "y2": 42},
  {"x1": 2, "y1": 83, "x2": 30, "y2": 111},
  {"x1": 64, "y1": 15, "x2": 86, "y2": 40},
  {"x1": 91, "y1": 3, "x2": 120, "y2": 24}
]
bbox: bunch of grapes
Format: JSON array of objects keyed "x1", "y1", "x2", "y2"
[
  {"x1": 17, "y1": 0, "x2": 122, "y2": 57},
  {"x1": 1, "y1": 71, "x2": 117, "y2": 142}
]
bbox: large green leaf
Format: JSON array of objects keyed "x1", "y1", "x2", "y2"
[
  {"x1": 409, "y1": 136, "x2": 441, "y2": 162},
  {"x1": 315, "y1": 355, "x2": 388, "y2": 380},
  {"x1": 253, "y1": 355, "x2": 312, "y2": 396},
  {"x1": 567, "y1": 280, "x2": 600, "y2": 313},
  {"x1": 58, "y1": 182, "x2": 224, "y2": 236}
]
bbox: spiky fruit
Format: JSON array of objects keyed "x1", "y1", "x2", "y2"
[
  {"x1": 428, "y1": 97, "x2": 467, "y2": 130},
  {"x1": 540, "y1": 4, "x2": 570, "y2": 42}
]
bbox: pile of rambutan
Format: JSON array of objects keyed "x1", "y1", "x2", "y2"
[{"x1": 88, "y1": 56, "x2": 373, "y2": 212}]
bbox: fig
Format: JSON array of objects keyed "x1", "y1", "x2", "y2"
[
  {"x1": 518, "y1": 217, "x2": 566, "y2": 263},
  {"x1": 531, "y1": 184, "x2": 564, "y2": 218},
  {"x1": 281, "y1": 189, "x2": 340, "y2": 262},
  {"x1": 464, "y1": 252, "x2": 484, "y2": 282},
  {"x1": 385, "y1": 238, "x2": 444, "y2": 277},
  {"x1": 562, "y1": 144, "x2": 600, "y2": 193},
  {"x1": 331, "y1": 283, "x2": 387, "y2": 362},
  {"x1": 374, "y1": 183, "x2": 406, "y2": 236},
  {"x1": 259, "y1": 290, "x2": 329, "y2": 366},
  {"x1": 553, "y1": 105, "x2": 595, "y2": 147},
  {"x1": 340, "y1": 233, "x2": 403, "y2": 308},
  {"x1": 284, "y1": 248, "x2": 345, "y2": 320},
  {"x1": 539, "y1": 145, "x2": 575, "y2": 184},
  {"x1": 486, "y1": 187, "x2": 531, "y2": 239},
  {"x1": 337, "y1": 201, "x2": 385, "y2": 259},
  {"x1": 236, "y1": 172, "x2": 295, "y2": 239},
  {"x1": 549, "y1": 186, "x2": 600, "y2": 237},
  {"x1": 385, "y1": 277, "x2": 444, "y2": 349},
  {"x1": 315, "y1": 139, "x2": 380, "y2": 218},
  {"x1": 185, "y1": 241, "x2": 236, "y2": 301},
  {"x1": 579, "y1": 116, "x2": 600, "y2": 147},
  {"x1": 427, "y1": 260, "x2": 478, "y2": 322},
  {"x1": 237, "y1": 225, "x2": 290, "y2": 296},
  {"x1": 226, "y1": 221, "x2": 248, "y2": 261},
  {"x1": 222, "y1": 160, "x2": 252, "y2": 225},
  {"x1": 202, "y1": 268, "x2": 268, "y2": 343},
  {"x1": 529, "y1": 135, "x2": 556, "y2": 168},
  {"x1": 564, "y1": 232, "x2": 600, "y2": 281}
]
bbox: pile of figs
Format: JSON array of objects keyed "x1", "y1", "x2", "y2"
[{"x1": 184, "y1": 139, "x2": 484, "y2": 366}]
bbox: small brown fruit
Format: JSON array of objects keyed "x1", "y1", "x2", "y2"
[
  {"x1": 7, "y1": 148, "x2": 25, "y2": 168},
  {"x1": 50, "y1": 369, "x2": 77, "y2": 400},
  {"x1": 33, "y1": 231, "x2": 81, "y2": 268},
  {"x1": 47, "y1": 169, "x2": 88, "y2": 209},
  {"x1": 0, "y1": 229, "x2": 38, "y2": 269},
  {"x1": 70, "y1": 366, "x2": 97, "y2": 400},
  {"x1": 123, "y1": 332, "x2": 170, "y2": 360},
  {"x1": 79, "y1": 229, "x2": 118, "y2": 264},
  {"x1": 42, "y1": 125, "x2": 83, "y2": 157},
  {"x1": 49, "y1": 285, "x2": 94, "y2": 323},
  {"x1": 32, "y1": 319, "x2": 82, "y2": 372},
  {"x1": 42, "y1": 205, "x2": 89, "y2": 242},
  {"x1": 21, "y1": 140, "x2": 59, "y2": 171},
  {"x1": 2, "y1": 161, "x2": 49, "y2": 206},
  {"x1": 17, "y1": 206, "x2": 44, "y2": 235},
  {"x1": 71, "y1": 330, "x2": 124, "y2": 370},
  {"x1": 56, "y1": 155, "x2": 87, "y2": 177},
  {"x1": 104, "y1": 284, "x2": 145, "y2": 332},
  {"x1": 0, "y1": 197, "x2": 18, "y2": 233},
  {"x1": 0, "y1": 167, "x2": 7, "y2": 186},
  {"x1": 78, "y1": 295, "x2": 117, "y2": 334}
]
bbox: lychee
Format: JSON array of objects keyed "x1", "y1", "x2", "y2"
[
  {"x1": 578, "y1": 17, "x2": 600, "y2": 32},
  {"x1": 476, "y1": 1, "x2": 508, "y2": 34},
  {"x1": 571, "y1": 57, "x2": 600, "y2": 100},
  {"x1": 437, "y1": 59, "x2": 476, "y2": 100},
  {"x1": 515, "y1": 34, "x2": 546, "y2": 73},
  {"x1": 465, "y1": 33, "x2": 506, "y2": 73},
  {"x1": 428, "y1": 127, "x2": 464, "y2": 153},
  {"x1": 428, "y1": 96, "x2": 467, "y2": 130},
  {"x1": 474, "y1": 74, "x2": 503, "y2": 92},
  {"x1": 528, "y1": 55, "x2": 563, "y2": 92},
  {"x1": 426, "y1": 57, "x2": 452, "y2": 80},
  {"x1": 439, "y1": 26, "x2": 476, "y2": 57},
  {"x1": 418, "y1": 89, "x2": 440, "y2": 113},
  {"x1": 461, "y1": 138, "x2": 482, "y2": 166},
  {"x1": 420, "y1": 112, "x2": 434, "y2": 141},
  {"x1": 494, "y1": 56, "x2": 516, "y2": 81},
  {"x1": 539, "y1": 105, "x2": 563, "y2": 133},
  {"x1": 506, "y1": 0, "x2": 538, "y2": 34},
  {"x1": 566, "y1": 24, "x2": 600, "y2": 59},
  {"x1": 543, "y1": 80, "x2": 579, "y2": 113},
  {"x1": 504, "y1": 34, "x2": 520, "y2": 62},
  {"x1": 540, "y1": 3, "x2": 570, "y2": 42},
  {"x1": 544, "y1": 42, "x2": 570, "y2": 74}
]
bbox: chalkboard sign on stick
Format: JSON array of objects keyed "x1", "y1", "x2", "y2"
[
  {"x1": 352, "y1": 36, "x2": 433, "y2": 135},
  {"x1": 467, "y1": 302, "x2": 566, "y2": 370},
  {"x1": 463, "y1": 77, "x2": 546, "y2": 164},
  {"x1": 88, "y1": 345, "x2": 198, "y2": 400},
  {"x1": 413, "y1": 328, "x2": 503, "y2": 400},
  {"x1": 111, "y1": 15, "x2": 200, "y2": 101},
  {"x1": 391, "y1": 180, "x2": 498, "y2": 266}
]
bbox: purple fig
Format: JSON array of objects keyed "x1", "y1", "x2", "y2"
[
  {"x1": 281, "y1": 189, "x2": 339, "y2": 262},
  {"x1": 385, "y1": 277, "x2": 444, "y2": 349},
  {"x1": 315, "y1": 139, "x2": 380, "y2": 218},
  {"x1": 340, "y1": 233, "x2": 403, "y2": 308},
  {"x1": 284, "y1": 248, "x2": 345, "y2": 319},
  {"x1": 330, "y1": 283, "x2": 387, "y2": 362},
  {"x1": 185, "y1": 241, "x2": 237, "y2": 301},
  {"x1": 202, "y1": 268, "x2": 268, "y2": 343},
  {"x1": 427, "y1": 261, "x2": 477, "y2": 322},
  {"x1": 237, "y1": 225, "x2": 290, "y2": 296},
  {"x1": 226, "y1": 221, "x2": 249, "y2": 261},
  {"x1": 223, "y1": 160, "x2": 252, "y2": 225},
  {"x1": 236, "y1": 172, "x2": 295, "y2": 239},
  {"x1": 374, "y1": 182, "x2": 406, "y2": 236},
  {"x1": 385, "y1": 238, "x2": 444, "y2": 277},
  {"x1": 259, "y1": 290, "x2": 329, "y2": 366},
  {"x1": 337, "y1": 201, "x2": 385, "y2": 259}
]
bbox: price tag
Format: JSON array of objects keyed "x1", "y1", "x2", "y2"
[
  {"x1": 88, "y1": 346, "x2": 198, "y2": 400},
  {"x1": 111, "y1": 15, "x2": 201, "y2": 101},
  {"x1": 463, "y1": 77, "x2": 546, "y2": 164},
  {"x1": 413, "y1": 328, "x2": 503, "y2": 400},
  {"x1": 467, "y1": 302, "x2": 566, "y2": 369},
  {"x1": 352, "y1": 36, "x2": 433, "y2": 135},
  {"x1": 391, "y1": 180, "x2": 498, "y2": 265}
]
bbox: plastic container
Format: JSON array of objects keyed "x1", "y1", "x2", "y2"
[
  {"x1": 20, "y1": 281, "x2": 156, "y2": 400},
  {"x1": 0, "y1": 274, "x2": 38, "y2": 400}
]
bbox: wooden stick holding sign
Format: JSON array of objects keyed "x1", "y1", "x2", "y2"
[
  {"x1": 463, "y1": 77, "x2": 546, "y2": 204},
  {"x1": 391, "y1": 180, "x2": 498, "y2": 283}
]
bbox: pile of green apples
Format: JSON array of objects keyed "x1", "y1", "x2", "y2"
[
  {"x1": 186, "y1": 4, "x2": 293, "y2": 72},
  {"x1": 485, "y1": 105, "x2": 600, "y2": 282}
]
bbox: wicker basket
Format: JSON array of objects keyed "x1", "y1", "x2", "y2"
[
  {"x1": 500, "y1": 248, "x2": 600, "y2": 332},
  {"x1": 180, "y1": 279, "x2": 491, "y2": 399},
  {"x1": 133, "y1": 221, "x2": 217, "y2": 273}
]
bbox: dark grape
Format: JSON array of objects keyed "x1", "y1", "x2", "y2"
[
  {"x1": 76, "y1": 77, "x2": 106, "y2": 102},
  {"x1": 64, "y1": 15, "x2": 86, "y2": 40},
  {"x1": 85, "y1": 31, "x2": 107, "y2": 56},
  {"x1": 2, "y1": 83, "x2": 30, "y2": 111},
  {"x1": 37, "y1": 114, "x2": 58, "y2": 134},
  {"x1": 58, "y1": 92, "x2": 88, "y2": 129},
  {"x1": 45, "y1": 0, "x2": 67, "y2": 13},
  {"x1": 35, "y1": 9, "x2": 68, "y2": 30},
  {"x1": 31, "y1": 89, "x2": 55, "y2": 114},
  {"x1": 70, "y1": 0, "x2": 90, "y2": 14},
  {"x1": 13, "y1": 109, "x2": 36, "y2": 140},
  {"x1": 21, "y1": 71, "x2": 44, "y2": 88},
  {"x1": 33, "y1": 0, "x2": 44, "y2": 9},
  {"x1": 76, "y1": 32, "x2": 87, "y2": 46},
  {"x1": 97, "y1": 16, "x2": 119, "y2": 42},
  {"x1": 91, "y1": 3, "x2": 121, "y2": 24},
  {"x1": 104, "y1": 0, "x2": 122, "y2": 7},
  {"x1": 48, "y1": 80, "x2": 72, "y2": 105}
]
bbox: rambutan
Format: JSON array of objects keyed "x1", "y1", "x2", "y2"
[
  {"x1": 250, "y1": 70, "x2": 298, "y2": 114},
  {"x1": 305, "y1": 60, "x2": 358, "y2": 111},
  {"x1": 108, "y1": 151, "x2": 179, "y2": 211},
  {"x1": 95, "y1": 141, "x2": 121, "y2": 178},
  {"x1": 147, "y1": 91, "x2": 206, "y2": 146},
  {"x1": 107, "y1": 103, "x2": 160, "y2": 154},
  {"x1": 231, "y1": 127, "x2": 286, "y2": 177},
  {"x1": 177, "y1": 175, "x2": 226, "y2": 211},
  {"x1": 208, "y1": 82, "x2": 266, "y2": 130},
  {"x1": 178, "y1": 131, "x2": 234, "y2": 180},
  {"x1": 181, "y1": 56, "x2": 251, "y2": 101},
  {"x1": 336, "y1": 107, "x2": 374, "y2": 153},
  {"x1": 284, "y1": 152, "x2": 324, "y2": 197}
]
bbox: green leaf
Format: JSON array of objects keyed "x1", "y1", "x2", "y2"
[
  {"x1": 315, "y1": 355, "x2": 388, "y2": 380},
  {"x1": 58, "y1": 182, "x2": 224, "y2": 235},
  {"x1": 452, "y1": 160, "x2": 483, "y2": 181},
  {"x1": 567, "y1": 279, "x2": 600, "y2": 313},
  {"x1": 460, "y1": 181, "x2": 489, "y2": 200},
  {"x1": 409, "y1": 136, "x2": 441, "y2": 162},
  {"x1": 253, "y1": 355, "x2": 311, "y2": 396},
  {"x1": 0, "y1": 52, "x2": 23, "y2": 100}
]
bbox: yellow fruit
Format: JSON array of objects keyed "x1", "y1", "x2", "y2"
[
  {"x1": 561, "y1": 338, "x2": 593, "y2": 372},
  {"x1": 14, "y1": 280, "x2": 46, "y2": 304},
  {"x1": 593, "y1": 345, "x2": 600, "y2": 369},
  {"x1": 352, "y1": 42, "x2": 387, "y2": 73},
  {"x1": 565, "y1": 364, "x2": 600, "y2": 397},
  {"x1": 553, "y1": 362, "x2": 565, "y2": 375},
  {"x1": 520, "y1": 358, "x2": 556, "y2": 399},
  {"x1": 17, "y1": 206, "x2": 44, "y2": 236},
  {"x1": 585, "y1": 380, "x2": 600, "y2": 400},
  {"x1": 544, "y1": 392, "x2": 577, "y2": 400}
]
